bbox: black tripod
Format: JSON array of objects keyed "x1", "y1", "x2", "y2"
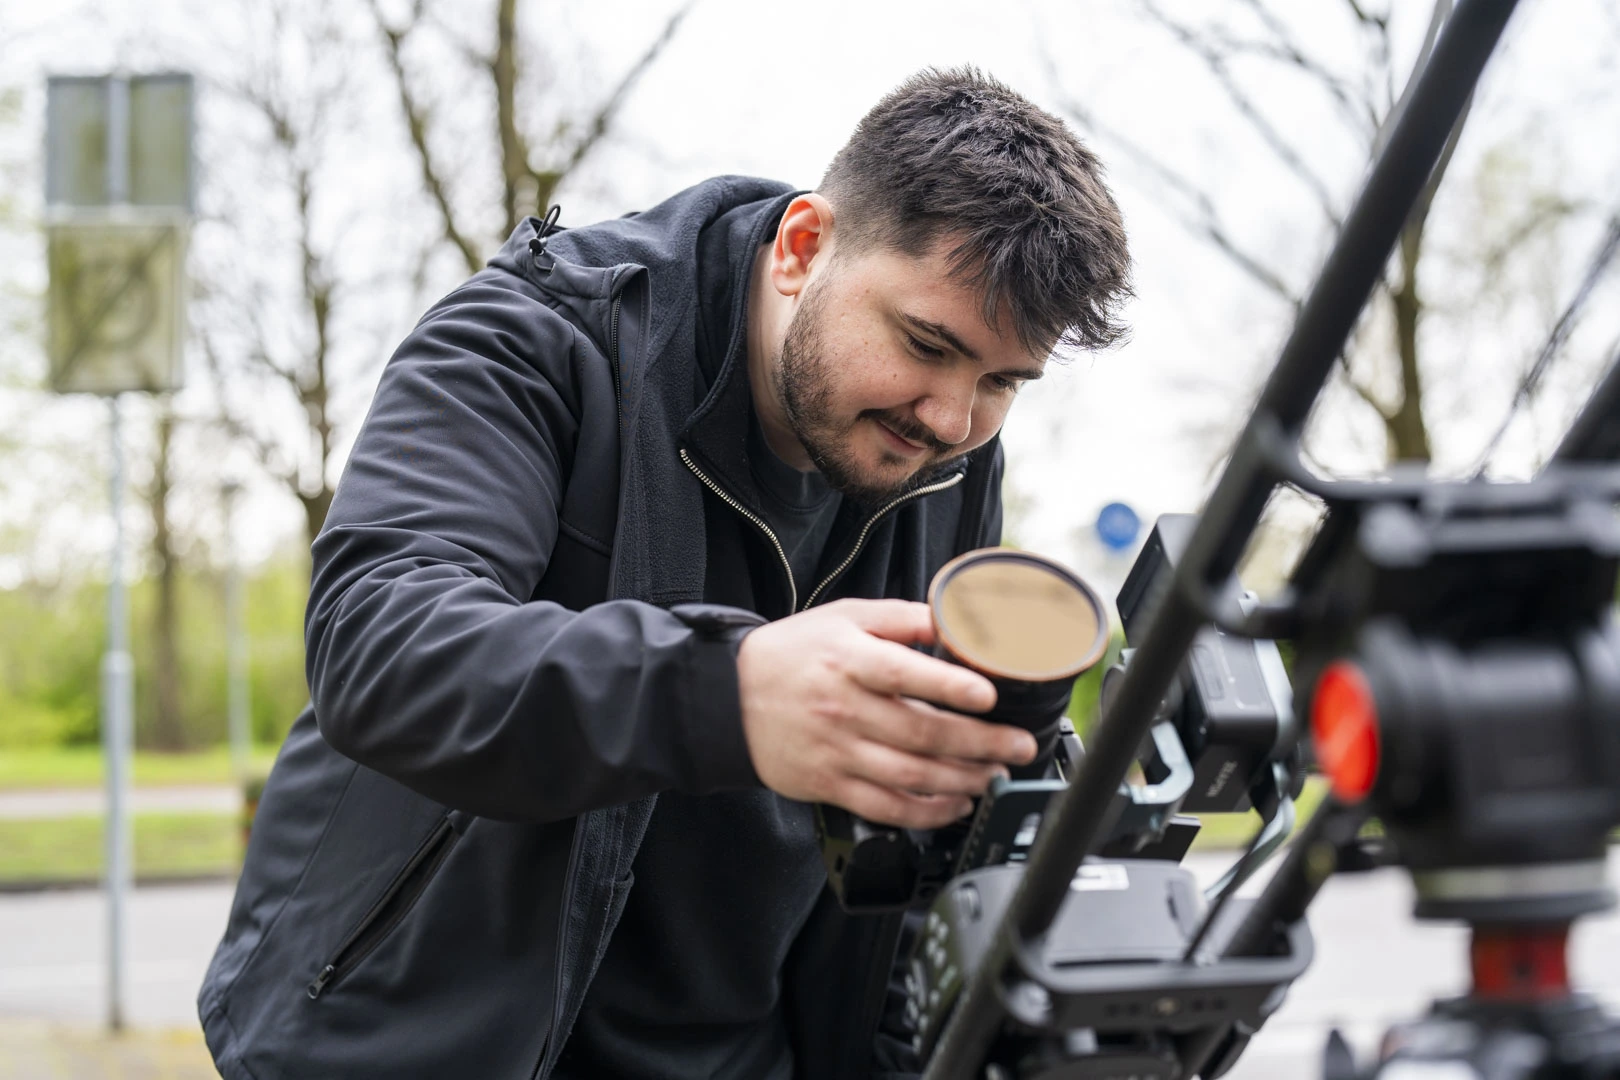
[{"x1": 907, "y1": 2, "x2": 1620, "y2": 1076}]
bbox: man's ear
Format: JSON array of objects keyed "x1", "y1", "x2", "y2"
[{"x1": 769, "y1": 193, "x2": 835, "y2": 299}]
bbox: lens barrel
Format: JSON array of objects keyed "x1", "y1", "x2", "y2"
[{"x1": 929, "y1": 550, "x2": 1110, "y2": 778}]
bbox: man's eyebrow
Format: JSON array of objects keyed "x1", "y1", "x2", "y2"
[
  {"x1": 899, "y1": 312, "x2": 980, "y2": 361},
  {"x1": 898, "y1": 312, "x2": 1045, "y2": 381}
]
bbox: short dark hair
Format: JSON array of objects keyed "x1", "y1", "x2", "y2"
[{"x1": 819, "y1": 67, "x2": 1131, "y2": 356}]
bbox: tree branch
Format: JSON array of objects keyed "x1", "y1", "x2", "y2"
[
  {"x1": 1230, "y1": 0, "x2": 1376, "y2": 139},
  {"x1": 199, "y1": 329, "x2": 300, "y2": 493},
  {"x1": 368, "y1": 0, "x2": 483, "y2": 273},
  {"x1": 234, "y1": 299, "x2": 304, "y2": 390},
  {"x1": 1343, "y1": 0, "x2": 1390, "y2": 33},
  {"x1": 1477, "y1": 194, "x2": 1585, "y2": 280},
  {"x1": 542, "y1": 2, "x2": 695, "y2": 197},
  {"x1": 1370, "y1": 0, "x2": 1449, "y2": 158},
  {"x1": 1341, "y1": 359, "x2": 1397, "y2": 422},
  {"x1": 422, "y1": 2, "x2": 495, "y2": 70},
  {"x1": 1047, "y1": 75, "x2": 1302, "y2": 308},
  {"x1": 1138, "y1": 0, "x2": 1343, "y2": 231}
]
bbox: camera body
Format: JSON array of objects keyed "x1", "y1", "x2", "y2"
[{"x1": 902, "y1": 517, "x2": 1307, "y2": 1077}]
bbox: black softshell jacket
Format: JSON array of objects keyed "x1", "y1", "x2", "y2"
[{"x1": 198, "y1": 176, "x2": 1005, "y2": 1080}]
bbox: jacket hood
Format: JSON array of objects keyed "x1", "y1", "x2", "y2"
[{"x1": 493, "y1": 176, "x2": 797, "y2": 612}]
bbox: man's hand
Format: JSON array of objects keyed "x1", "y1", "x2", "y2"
[{"x1": 737, "y1": 598, "x2": 1038, "y2": 829}]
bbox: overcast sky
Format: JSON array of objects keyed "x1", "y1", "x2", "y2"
[{"x1": 3, "y1": 0, "x2": 1618, "y2": 592}]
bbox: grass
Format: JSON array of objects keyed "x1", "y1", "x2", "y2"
[
  {"x1": 0, "y1": 811, "x2": 240, "y2": 885},
  {"x1": 0, "y1": 748, "x2": 1318, "y2": 886},
  {"x1": 0, "y1": 807, "x2": 1271, "y2": 889},
  {"x1": 0, "y1": 745, "x2": 279, "y2": 790},
  {"x1": 1188, "y1": 775, "x2": 1328, "y2": 852}
]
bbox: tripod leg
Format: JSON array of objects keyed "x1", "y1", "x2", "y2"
[{"x1": 1322, "y1": 1028, "x2": 1358, "y2": 1080}]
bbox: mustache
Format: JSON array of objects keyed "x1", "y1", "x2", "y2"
[{"x1": 862, "y1": 409, "x2": 954, "y2": 453}]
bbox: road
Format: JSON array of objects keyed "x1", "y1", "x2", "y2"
[
  {"x1": 1221, "y1": 853, "x2": 1620, "y2": 1078},
  {"x1": 0, "y1": 786, "x2": 239, "y2": 820},
  {"x1": 0, "y1": 854, "x2": 1616, "y2": 1077}
]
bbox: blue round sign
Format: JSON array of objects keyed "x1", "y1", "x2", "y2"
[{"x1": 1095, "y1": 502, "x2": 1141, "y2": 552}]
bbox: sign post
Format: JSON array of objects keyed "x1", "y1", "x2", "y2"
[
  {"x1": 223, "y1": 479, "x2": 250, "y2": 781},
  {"x1": 44, "y1": 71, "x2": 193, "y2": 1033}
]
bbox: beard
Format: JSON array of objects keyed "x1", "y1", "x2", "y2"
[{"x1": 776, "y1": 279, "x2": 964, "y2": 508}]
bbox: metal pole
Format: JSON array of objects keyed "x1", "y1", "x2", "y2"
[
  {"x1": 224, "y1": 481, "x2": 250, "y2": 780},
  {"x1": 102, "y1": 394, "x2": 134, "y2": 1032},
  {"x1": 106, "y1": 75, "x2": 129, "y2": 205}
]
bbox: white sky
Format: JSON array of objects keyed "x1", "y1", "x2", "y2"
[{"x1": 2, "y1": 0, "x2": 1618, "y2": 594}]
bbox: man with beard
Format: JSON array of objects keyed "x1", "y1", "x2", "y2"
[{"x1": 200, "y1": 68, "x2": 1131, "y2": 1080}]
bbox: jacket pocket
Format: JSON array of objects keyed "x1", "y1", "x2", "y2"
[{"x1": 304, "y1": 815, "x2": 460, "y2": 1000}]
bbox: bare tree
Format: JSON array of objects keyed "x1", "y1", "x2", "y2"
[
  {"x1": 1046, "y1": 0, "x2": 1582, "y2": 464},
  {"x1": 368, "y1": 0, "x2": 694, "y2": 273},
  {"x1": 188, "y1": 1, "x2": 692, "y2": 555},
  {"x1": 192, "y1": 0, "x2": 368, "y2": 548},
  {"x1": 140, "y1": 399, "x2": 190, "y2": 748}
]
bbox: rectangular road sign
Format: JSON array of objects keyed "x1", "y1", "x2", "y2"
[
  {"x1": 46, "y1": 74, "x2": 194, "y2": 211},
  {"x1": 46, "y1": 218, "x2": 187, "y2": 395}
]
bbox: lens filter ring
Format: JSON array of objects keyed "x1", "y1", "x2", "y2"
[{"x1": 928, "y1": 548, "x2": 1110, "y2": 684}]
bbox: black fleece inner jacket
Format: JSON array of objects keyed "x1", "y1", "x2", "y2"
[{"x1": 557, "y1": 193, "x2": 847, "y2": 1080}]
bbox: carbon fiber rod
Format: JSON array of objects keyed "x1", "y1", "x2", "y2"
[{"x1": 921, "y1": 3, "x2": 1523, "y2": 1076}]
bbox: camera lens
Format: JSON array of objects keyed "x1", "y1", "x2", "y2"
[{"x1": 929, "y1": 550, "x2": 1110, "y2": 778}]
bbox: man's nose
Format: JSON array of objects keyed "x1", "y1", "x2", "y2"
[{"x1": 915, "y1": 381, "x2": 975, "y2": 447}]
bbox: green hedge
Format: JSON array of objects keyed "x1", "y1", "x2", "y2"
[{"x1": 0, "y1": 559, "x2": 310, "y2": 751}]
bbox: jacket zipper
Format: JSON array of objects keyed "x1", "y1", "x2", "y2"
[
  {"x1": 681, "y1": 452, "x2": 967, "y2": 614},
  {"x1": 801, "y1": 473, "x2": 964, "y2": 608},
  {"x1": 608, "y1": 296, "x2": 623, "y2": 435},
  {"x1": 680, "y1": 448, "x2": 799, "y2": 613},
  {"x1": 537, "y1": 817, "x2": 591, "y2": 1078},
  {"x1": 305, "y1": 817, "x2": 458, "y2": 999}
]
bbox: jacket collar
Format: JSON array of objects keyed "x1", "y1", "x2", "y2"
[{"x1": 678, "y1": 189, "x2": 800, "y2": 515}]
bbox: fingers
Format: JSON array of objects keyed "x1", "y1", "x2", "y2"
[
  {"x1": 849, "y1": 694, "x2": 1037, "y2": 767},
  {"x1": 837, "y1": 598, "x2": 938, "y2": 649},
  {"x1": 836, "y1": 777, "x2": 975, "y2": 830},
  {"x1": 847, "y1": 636, "x2": 997, "y2": 714},
  {"x1": 847, "y1": 740, "x2": 1008, "y2": 798}
]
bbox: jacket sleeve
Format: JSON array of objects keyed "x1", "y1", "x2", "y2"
[{"x1": 304, "y1": 272, "x2": 763, "y2": 823}]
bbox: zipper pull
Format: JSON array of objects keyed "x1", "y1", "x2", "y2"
[{"x1": 306, "y1": 963, "x2": 337, "y2": 1000}]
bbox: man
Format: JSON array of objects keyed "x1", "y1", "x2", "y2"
[{"x1": 200, "y1": 67, "x2": 1130, "y2": 1079}]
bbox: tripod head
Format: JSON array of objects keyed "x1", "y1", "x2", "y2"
[{"x1": 1294, "y1": 469, "x2": 1620, "y2": 924}]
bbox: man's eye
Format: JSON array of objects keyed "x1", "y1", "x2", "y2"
[
  {"x1": 905, "y1": 334, "x2": 945, "y2": 360},
  {"x1": 990, "y1": 375, "x2": 1022, "y2": 393}
]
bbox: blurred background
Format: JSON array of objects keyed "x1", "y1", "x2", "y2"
[{"x1": 1, "y1": 0, "x2": 1618, "y2": 1076}]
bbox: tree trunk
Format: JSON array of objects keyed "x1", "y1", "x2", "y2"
[
  {"x1": 1387, "y1": 219, "x2": 1434, "y2": 462},
  {"x1": 148, "y1": 404, "x2": 188, "y2": 750},
  {"x1": 495, "y1": 0, "x2": 530, "y2": 238},
  {"x1": 301, "y1": 488, "x2": 333, "y2": 549}
]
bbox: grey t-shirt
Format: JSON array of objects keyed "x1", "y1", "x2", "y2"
[{"x1": 746, "y1": 409, "x2": 842, "y2": 603}]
